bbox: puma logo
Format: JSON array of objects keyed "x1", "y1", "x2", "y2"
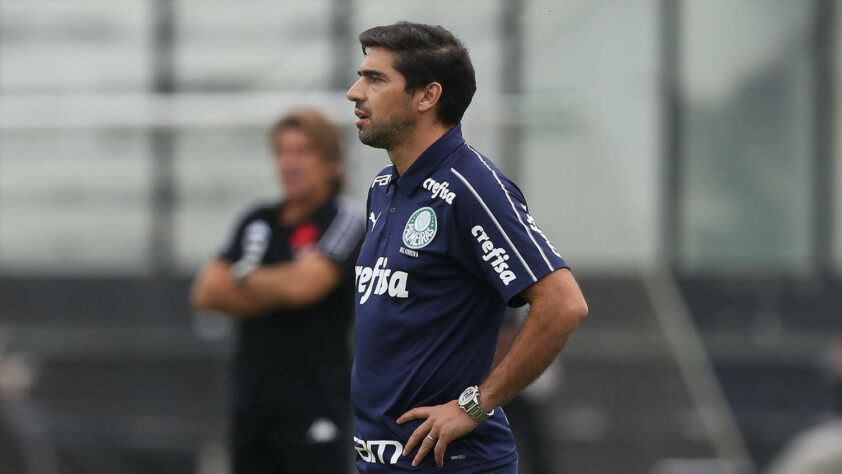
[{"x1": 369, "y1": 211, "x2": 382, "y2": 231}]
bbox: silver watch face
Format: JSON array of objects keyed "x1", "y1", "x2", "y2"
[{"x1": 459, "y1": 386, "x2": 478, "y2": 405}]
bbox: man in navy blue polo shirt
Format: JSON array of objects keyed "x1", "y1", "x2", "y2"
[{"x1": 346, "y1": 22, "x2": 589, "y2": 473}]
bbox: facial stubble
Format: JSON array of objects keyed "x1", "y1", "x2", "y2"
[{"x1": 357, "y1": 98, "x2": 416, "y2": 150}]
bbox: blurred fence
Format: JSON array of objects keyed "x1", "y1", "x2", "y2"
[{"x1": 0, "y1": 0, "x2": 840, "y2": 277}]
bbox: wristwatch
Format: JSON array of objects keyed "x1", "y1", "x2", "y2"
[{"x1": 458, "y1": 386, "x2": 494, "y2": 423}]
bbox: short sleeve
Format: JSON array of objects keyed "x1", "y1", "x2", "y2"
[
  {"x1": 451, "y1": 166, "x2": 568, "y2": 307},
  {"x1": 216, "y1": 206, "x2": 270, "y2": 263},
  {"x1": 316, "y1": 197, "x2": 366, "y2": 275}
]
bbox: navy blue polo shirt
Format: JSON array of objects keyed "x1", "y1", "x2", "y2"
[{"x1": 352, "y1": 125, "x2": 568, "y2": 472}]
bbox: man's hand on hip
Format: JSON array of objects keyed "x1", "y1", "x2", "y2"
[{"x1": 397, "y1": 400, "x2": 479, "y2": 468}]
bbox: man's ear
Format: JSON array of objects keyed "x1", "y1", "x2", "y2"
[{"x1": 416, "y1": 82, "x2": 443, "y2": 113}]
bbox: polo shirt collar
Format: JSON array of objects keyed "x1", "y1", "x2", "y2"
[{"x1": 393, "y1": 125, "x2": 465, "y2": 196}]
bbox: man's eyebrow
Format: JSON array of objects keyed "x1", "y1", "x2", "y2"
[{"x1": 358, "y1": 69, "x2": 386, "y2": 79}]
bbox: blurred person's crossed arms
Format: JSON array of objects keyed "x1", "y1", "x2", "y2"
[{"x1": 190, "y1": 109, "x2": 364, "y2": 474}]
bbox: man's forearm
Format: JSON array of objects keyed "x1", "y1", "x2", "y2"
[
  {"x1": 240, "y1": 253, "x2": 341, "y2": 308},
  {"x1": 191, "y1": 261, "x2": 265, "y2": 317},
  {"x1": 478, "y1": 297, "x2": 583, "y2": 411},
  {"x1": 240, "y1": 265, "x2": 298, "y2": 309},
  {"x1": 206, "y1": 285, "x2": 264, "y2": 316}
]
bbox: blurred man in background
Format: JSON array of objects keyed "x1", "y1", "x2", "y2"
[{"x1": 190, "y1": 109, "x2": 364, "y2": 474}]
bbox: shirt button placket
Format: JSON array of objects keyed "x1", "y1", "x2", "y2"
[{"x1": 379, "y1": 195, "x2": 398, "y2": 250}]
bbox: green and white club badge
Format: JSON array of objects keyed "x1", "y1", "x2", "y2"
[{"x1": 402, "y1": 207, "x2": 438, "y2": 249}]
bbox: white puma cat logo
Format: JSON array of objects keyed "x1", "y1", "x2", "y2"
[{"x1": 369, "y1": 211, "x2": 382, "y2": 231}]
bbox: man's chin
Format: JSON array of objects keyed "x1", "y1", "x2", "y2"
[{"x1": 358, "y1": 132, "x2": 385, "y2": 149}]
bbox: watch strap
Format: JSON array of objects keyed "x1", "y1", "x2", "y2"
[{"x1": 458, "y1": 386, "x2": 494, "y2": 423}]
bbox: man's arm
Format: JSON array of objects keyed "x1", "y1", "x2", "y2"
[
  {"x1": 398, "y1": 268, "x2": 587, "y2": 467},
  {"x1": 478, "y1": 268, "x2": 587, "y2": 409},
  {"x1": 237, "y1": 251, "x2": 342, "y2": 308},
  {"x1": 190, "y1": 260, "x2": 265, "y2": 317},
  {"x1": 189, "y1": 253, "x2": 343, "y2": 317}
]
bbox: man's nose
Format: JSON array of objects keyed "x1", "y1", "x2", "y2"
[{"x1": 347, "y1": 78, "x2": 364, "y2": 102}]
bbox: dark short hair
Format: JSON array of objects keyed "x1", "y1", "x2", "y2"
[
  {"x1": 270, "y1": 108, "x2": 345, "y2": 192},
  {"x1": 359, "y1": 21, "x2": 477, "y2": 126}
]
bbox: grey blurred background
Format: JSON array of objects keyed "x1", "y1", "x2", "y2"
[{"x1": 0, "y1": 1, "x2": 840, "y2": 473}]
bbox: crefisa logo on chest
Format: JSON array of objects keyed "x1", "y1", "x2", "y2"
[{"x1": 402, "y1": 207, "x2": 437, "y2": 249}]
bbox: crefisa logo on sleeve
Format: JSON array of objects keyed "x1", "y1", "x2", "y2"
[
  {"x1": 471, "y1": 225, "x2": 517, "y2": 286},
  {"x1": 402, "y1": 207, "x2": 437, "y2": 249}
]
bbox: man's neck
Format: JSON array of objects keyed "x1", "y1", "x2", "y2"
[
  {"x1": 281, "y1": 187, "x2": 332, "y2": 227},
  {"x1": 387, "y1": 123, "x2": 453, "y2": 176}
]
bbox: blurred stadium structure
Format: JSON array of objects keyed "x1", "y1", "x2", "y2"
[{"x1": 0, "y1": 1, "x2": 840, "y2": 473}]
